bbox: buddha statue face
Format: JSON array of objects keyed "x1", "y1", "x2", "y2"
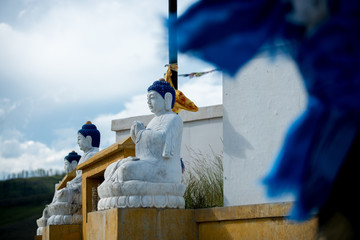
[
  {"x1": 77, "y1": 133, "x2": 93, "y2": 152},
  {"x1": 147, "y1": 80, "x2": 175, "y2": 115},
  {"x1": 147, "y1": 90, "x2": 167, "y2": 115},
  {"x1": 77, "y1": 121, "x2": 101, "y2": 150}
]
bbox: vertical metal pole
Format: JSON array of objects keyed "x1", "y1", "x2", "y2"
[{"x1": 169, "y1": 0, "x2": 178, "y2": 89}]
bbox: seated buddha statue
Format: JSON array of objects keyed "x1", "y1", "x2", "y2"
[
  {"x1": 36, "y1": 150, "x2": 82, "y2": 234},
  {"x1": 47, "y1": 121, "x2": 100, "y2": 225},
  {"x1": 97, "y1": 80, "x2": 185, "y2": 210}
]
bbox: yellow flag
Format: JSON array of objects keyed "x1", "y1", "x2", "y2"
[{"x1": 164, "y1": 64, "x2": 199, "y2": 114}]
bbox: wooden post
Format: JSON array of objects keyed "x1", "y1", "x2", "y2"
[{"x1": 169, "y1": 0, "x2": 178, "y2": 89}]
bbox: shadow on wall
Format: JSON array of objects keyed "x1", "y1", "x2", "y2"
[{"x1": 223, "y1": 108, "x2": 253, "y2": 159}]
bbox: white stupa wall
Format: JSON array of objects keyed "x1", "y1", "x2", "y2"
[{"x1": 223, "y1": 55, "x2": 306, "y2": 206}]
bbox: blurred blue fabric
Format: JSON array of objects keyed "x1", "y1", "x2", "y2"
[
  {"x1": 176, "y1": 0, "x2": 291, "y2": 75},
  {"x1": 176, "y1": 0, "x2": 360, "y2": 221}
]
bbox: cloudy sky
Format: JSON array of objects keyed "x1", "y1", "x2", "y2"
[{"x1": 0, "y1": 0, "x2": 222, "y2": 179}]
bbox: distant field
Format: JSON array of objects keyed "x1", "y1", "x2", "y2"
[{"x1": 0, "y1": 175, "x2": 64, "y2": 240}]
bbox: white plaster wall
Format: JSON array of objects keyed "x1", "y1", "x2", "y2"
[
  {"x1": 223, "y1": 55, "x2": 306, "y2": 206},
  {"x1": 112, "y1": 105, "x2": 223, "y2": 165}
]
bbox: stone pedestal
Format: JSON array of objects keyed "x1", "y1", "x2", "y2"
[
  {"x1": 86, "y1": 203, "x2": 317, "y2": 240},
  {"x1": 195, "y1": 203, "x2": 317, "y2": 240},
  {"x1": 77, "y1": 136, "x2": 135, "y2": 240},
  {"x1": 42, "y1": 225, "x2": 82, "y2": 240},
  {"x1": 87, "y1": 208, "x2": 197, "y2": 240},
  {"x1": 36, "y1": 202, "x2": 317, "y2": 239}
]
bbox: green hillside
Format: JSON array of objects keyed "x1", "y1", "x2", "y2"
[{"x1": 0, "y1": 175, "x2": 65, "y2": 240}]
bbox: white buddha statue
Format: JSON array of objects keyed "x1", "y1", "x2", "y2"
[
  {"x1": 36, "y1": 150, "x2": 82, "y2": 235},
  {"x1": 47, "y1": 121, "x2": 100, "y2": 225},
  {"x1": 98, "y1": 80, "x2": 185, "y2": 210}
]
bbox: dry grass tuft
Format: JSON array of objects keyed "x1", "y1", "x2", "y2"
[{"x1": 182, "y1": 149, "x2": 223, "y2": 209}]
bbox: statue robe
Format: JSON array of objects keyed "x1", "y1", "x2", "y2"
[{"x1": 105, "y1": 111, "x2": 183, "y2": 184}]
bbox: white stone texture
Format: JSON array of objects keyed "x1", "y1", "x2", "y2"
[
  {"x1": 36, "y1": 206, "x2": 50, "y2": 235},
  {"x1": 223, "y1": 55, "x2": 306, "y2": 206},
  {"x1": 97, "y1": 181, "x2": 185, "y2": 210}
]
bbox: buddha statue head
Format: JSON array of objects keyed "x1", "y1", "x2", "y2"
[
  {"x1": 64, "y1": 150, "x2": 81, "y2": 173},
  {"x1": 147, "y1": 80, "x2": 176, "y2": 114},
  {"x1": 77, "y1": 121, "x2": 100, "y2": 152}
]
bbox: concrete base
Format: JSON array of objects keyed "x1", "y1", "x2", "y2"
[
  {"x1": 87, "y1": 208, "x2": 197, "y2": 240},
  {"x1": 198, "y1": 218, "x2": 316, "y2": 240},
  {"x1": 37, "y1": 203, "x2": 317, "y2": 240},
  {"x1": 42, "y1": 224, "x2": 82, "y2": 240},
  {"x1": 87, "y1": 203, "x2": 317, "y2": 240},
  {"x1": 196, "y1": 203, "x2": 317, "y2": 240}
]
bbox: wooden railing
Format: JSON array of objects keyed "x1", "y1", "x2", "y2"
[{"x1": 56, "y1": 170, "x2": 76, "y2": 190}]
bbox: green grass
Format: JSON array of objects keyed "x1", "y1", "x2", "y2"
[
  {"x1": 182, "y1": 150, "x2": 223, "y2": 209},
  {"x1": 0, "y1": 204, "x2": 45, "y2": 225},
  {"x1": 0, "y1": 175, "x2": 64, "y2": 201},
  {"x1": 0, "y1": 175, "x2": 65, "y2": 240},
  {"x1": 0, "y1": 210, "x2": 42, "y2": 240}
]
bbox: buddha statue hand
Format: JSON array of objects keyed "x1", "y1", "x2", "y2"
[{"x1": 130, "y1": 121, "x2": 145, "y2": 143}]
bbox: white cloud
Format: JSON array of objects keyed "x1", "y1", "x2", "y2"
[
  {"x1": 0, "y1": 94, "x2": 149, "y2": 177},
  {"x1": 0, "y1": 98, "x2": 18, "y2": 118},
  {"x1": 0, "y1": 1, "x2": 168, "y2": 103},
  {"x1": 0, "y1": 124, "x2": 77, "y2": 178},
  {"x1": 0, "y1": 136, "x2": 69, "y2": 176},
  {"x1": 180, "y1": 71, "x2": 223, "y2": 107}
]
